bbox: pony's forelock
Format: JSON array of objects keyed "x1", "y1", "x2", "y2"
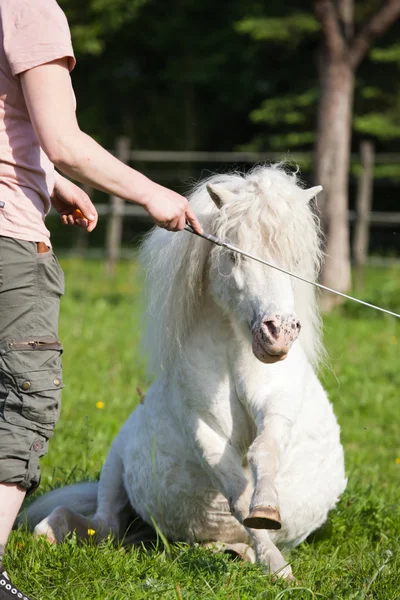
[{"x1": 140, "y1": 164, "x2": 324, "y2": 373}]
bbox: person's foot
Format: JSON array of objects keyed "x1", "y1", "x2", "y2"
[{"x1": 0, "y1": 570, "x2": 32, "y2": 600}]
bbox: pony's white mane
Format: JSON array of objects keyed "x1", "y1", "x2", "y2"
[{"x1": 140, "y1": 164, "x2": 324, "y2": 373}]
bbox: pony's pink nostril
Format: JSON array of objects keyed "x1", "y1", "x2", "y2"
[{"x1": 263, "y1": 319, "x2": 280, "y2": 340}]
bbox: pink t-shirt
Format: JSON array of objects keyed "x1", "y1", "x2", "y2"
[{"x1": 0, "y1": 0, "x2": 75, "y2": 245}]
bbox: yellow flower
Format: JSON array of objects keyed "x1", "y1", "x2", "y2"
[
  {"x1": 96, "y1": 401, "x2": 105, "y2": 409},
  {"x1": 395, "y1": 458, "x2": 400, "y2": 465},
  {"x1": 87, "y1": 529, "x2": 96, "y2": 536}
]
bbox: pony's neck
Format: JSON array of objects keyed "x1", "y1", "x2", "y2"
[
  {"x1": 183, "y1": 293, "x2": 257, "y2": 374},
  {"x1": 174, "y1": 293, "x2": 292, "y2": 414}
]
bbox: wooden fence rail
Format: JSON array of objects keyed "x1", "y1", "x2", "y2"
[
  {"x1": 65, "y1": 137, "x2": 400, "y2": 274},
  {"x1": 130, "y1": 149, "x2": 400, "y2": 164},
  {"x1": 90, "y1": 204, "x2": 400, "y2": 224}
]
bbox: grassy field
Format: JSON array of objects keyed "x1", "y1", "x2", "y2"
[{"x1": 6, "y1": 259, "x2": 400, "y2": 600}]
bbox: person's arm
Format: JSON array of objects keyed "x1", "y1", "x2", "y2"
[{"x1": 20, "y1": 58, "x2": 202, "y2": 233}]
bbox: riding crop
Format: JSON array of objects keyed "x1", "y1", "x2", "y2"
[{"x1": 184, "y1": 223, "x2": 400, "y2": 319}]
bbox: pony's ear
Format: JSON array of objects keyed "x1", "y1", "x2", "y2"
[
  {"x1": 206, "y1": 183, "x2": 237, "y2": 209},
  {"x1": 302, "y1": 185, "x2": 323, "y2": 203}
]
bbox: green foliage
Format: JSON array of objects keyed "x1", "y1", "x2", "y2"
[
  {"x1": 248, "y1": 90, "x2": 317, "y2": 150},
  {"x1": 360, "y1": 86, "x2": 382, "y2": 100},
  {"x1": 235, "y1": 13, "x2": 319, "y2": 45},
  {"x1": 231, "y1": 3, "x2": 320, "y2": 154},
  {"x1": 350, "y1": 162, "x2": 400, "y2": 182},
  {"x1": 233, "y1": 2, "x2": 400, "y2": 157},
  {"x1": 6, "y1": 261, "x2": 400, "y2": 599},
  {"x1": 373, "y1": 164, "x2": 400, "y2": 180},
  {"x1": 57, "y1": 0, "x2": 400, "y2": 176},
  {"x1": 354, "y1": 112, "x2": 400, "y2": 140},
  {"x1": 268, "y1": 131, "x2": 315, "y2": 150},
  {"x1": 355, "y1": 38, "x2": 400, "y2": 145},
  {"x1": 371, "y1": 43, "x2": 400, "y2": 64},
  {"x1": 251, "y1": 90, "x2": 318, "y2": 126},
  {"x1": 59, "y1": 0, "x2": 148, "y2": 55}
]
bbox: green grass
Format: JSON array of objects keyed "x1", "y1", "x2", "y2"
[{"x1": 6, "y1": 260, "x2": 400, "y2": 599}]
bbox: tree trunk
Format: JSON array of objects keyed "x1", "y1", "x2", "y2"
[
  {"x1": 313, "y1": 0, "x2": 400, "y2": 311},
  {"x1": 314, "y1": 54, "x2": 355, "y2": 311}
]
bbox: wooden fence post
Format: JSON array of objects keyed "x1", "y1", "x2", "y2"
[
  {"x1": 353, "y1": 140, "x2": 375, "y2": 289},
  {"x1": 106, "y1": 136, "x2": 131, "y2": 275}
]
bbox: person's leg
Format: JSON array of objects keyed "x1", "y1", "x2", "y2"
[
  {"x1": 0, "y1": 484, "x2": 26, "y2": 568},
  {"x1": 0, "y1": 237, "x2": 64, "y2": 600},
  {"x1": 0, "y1": 425, "x2": 47, "y2": 600},
  {"x1": 0, "y1": 485, "x2": 32, "y2": 600}
]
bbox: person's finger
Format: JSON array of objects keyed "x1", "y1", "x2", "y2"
[
  {"x1": 73, "y1": 207, "x2": 97, "y2": 232},
  {"x1": 86, "y1": 212, "x2": 98, "y2": 232},
  {"x1": 165, "y1": 217, "x2": 179, "y2": 231},
  {"x1": 76, "y1": 218, "x2": 88, "y2": 228},
  {"x1": 61, "y1": 214, "x2": 68, "y2": 226},
  {"x1": 74, "y1": 196, "x2": 97, "y2": 223},
  {"x1": 173, "y1": 215, "x2": 185, "y2": 231},
  {"x1": 73, "y1": 209, "x2": 84, "y2": 220},
  {"x1": 176, "y1": 213, "x2": 186, "y2": 231},
  {"x1": 185, "y1": 205, "x2": 203, "y2": 234},
  {"x1": 67, "y1": 214, "x2": 75, "y2": 225}
]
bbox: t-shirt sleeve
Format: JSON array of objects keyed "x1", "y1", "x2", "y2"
[{"x1": 2, "y1": 0, "x2": 76, "y2": 76}]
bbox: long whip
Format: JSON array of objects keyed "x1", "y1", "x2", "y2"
[{"x1": 184, "y1": 223, "x2": 400, "y2": 319}]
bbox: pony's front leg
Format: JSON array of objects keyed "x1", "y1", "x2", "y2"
[
  {"x1": 191, "y1": 418, "x2": 295, "y2": 580},
  {"x1": 244, "y1": 415, "x2": 292, "y2": 530},
  {"x1": 192, "y1": 418, "x2": 253, "y2": 524},
  {"x1": 251, "y1": 530, "x2": 295, "y2": 581}
]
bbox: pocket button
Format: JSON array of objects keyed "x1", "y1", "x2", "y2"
[
  {"x1": 33, "y1": 439, "x2": 43, "y2": 452},
  {"x1": 21, "y1": 381, "x2": 31, "y2": 391},
  {"x1": 53, "y1": 378, "x2": 62, "y2": 387}
]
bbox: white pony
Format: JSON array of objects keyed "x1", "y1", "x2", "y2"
[{"x1": 23, "y1": 165, "x2": 346, "y2": 581}]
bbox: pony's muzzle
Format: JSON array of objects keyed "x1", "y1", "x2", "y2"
[{"x1": 252, "y1": 314, "x2": 300, "y2": 363}]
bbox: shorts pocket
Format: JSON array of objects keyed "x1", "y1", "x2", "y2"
[
  {"x1": 3, "y1": 369, "x2": 64, "y2": 435},
  {"x1": 0, "y1": 336, "x2": 63, "y2": 374},
  {"x1": 37, "y1": 250, "x2": 65, "y2": 298}
]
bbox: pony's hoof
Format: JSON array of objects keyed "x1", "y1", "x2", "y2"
[
  {"x1": 243, "y1": 505, "x2": 282, "y2": 530},
  {"x1": 34, "y1": 517, "x2": 57, "y2": 544},
  {"x1": 272, "y1": 567, "x2": 297, "y2": 583},
  {"x1": 203, "y1": 542, "x2": 256, "y2": 564}
]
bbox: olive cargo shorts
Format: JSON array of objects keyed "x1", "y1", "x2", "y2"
[{"x1": 0, "y1": 236, "x2": 64, "y2": 495}]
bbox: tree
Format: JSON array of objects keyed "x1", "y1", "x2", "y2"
[
  {"x1": 61, "y1": 0, "x2": 281, "y2": 151},
  {"x1": 57, "y1": 0, "x2": 400, "y2": 263},
  {"x1": 313, "y1": 0, "x2": 400, "y2": 310},
  {"x1": 59, "y1": 0, "x2": 147, "y2": 55},
  {"x1": 234, "y1": 4, "x2": 320, "y2": 155}
]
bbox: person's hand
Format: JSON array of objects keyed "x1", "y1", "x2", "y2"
[
  {"x1": 140, "y1": 182, "x2": 203, "y2": 234},
  {"x1": 51, "y1": 173, "x2": 98, "y2": 232}
]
